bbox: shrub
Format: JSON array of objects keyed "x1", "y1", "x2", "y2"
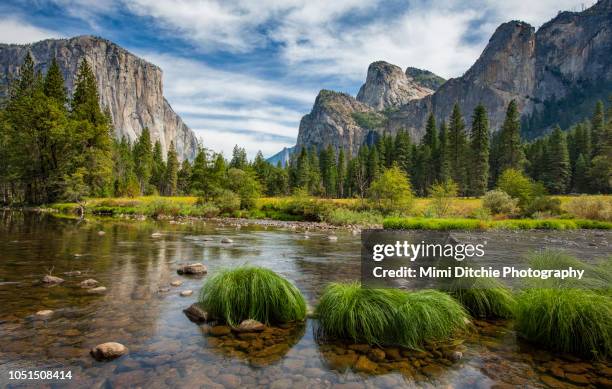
[
  {"x1": 496, "y1": 169, "x2": 533, "y2": 207},
  {"x1": 212, "y1": 189, "x2": 241, "y2": 214},
  {"x1": 515, "y1": 288, "x2": 612, "y2": 358},
  {"x1": 316, "y1": 282, "x2": 467, "y2": 348},
  {"x1": 428, "y1": 179, "x2": 458, "y2": 217},
  {"x1": 565, "y1": 196, "x2": 612, "y2": 221},
  {"x1": 471, "y1": 207, "x2": 492, "y2": 221},
  {"x1": 523, "y1": 194, "x2": 561, "y2": 217},
  {"x1": 199, "y1": 266, "x2": 306, "y2": 326},
  {"x1": 368, "y1": 166, "x2": 414, "y2": 214},
  {"x1": 482, "y1": 189, "x2": 518, "y2": 215},
  {"x1": 449, "y1": 277, "x2": 516, "y2": 319},
  {"x1": 227, "y1": 168, "x2": 261, "y2": 210},
  {"x1": 323, "y1": 208, "x2": 383, "y2": 226},
  {"x1": 283, "y1": 189, "x2": 331, "y2": 221}
]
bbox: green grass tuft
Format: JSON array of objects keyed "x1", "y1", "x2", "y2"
[
  {"x1": 515, "y1": 288, "x2": 612, "y2": 358},
  {"x1": 198, "y1": 266, "x2": 306, "y2": 326},
  {"x1": 449, "y1": 277, "x2": 516, "y2": 319},
  {"x1": 315, "y1": 282, "x2": 467, "y2": 348},
  {"x1": 383, "y1": 217, "x2": 486, "y2": 230},
  {"x1": 383, "y1": 217, "x2": 612, "y2": 230}
]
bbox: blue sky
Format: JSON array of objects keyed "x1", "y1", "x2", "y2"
[{"x1": 0, "y1": 0, "x2": 587, "y2": 159}]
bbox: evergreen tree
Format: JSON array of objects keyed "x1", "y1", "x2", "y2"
[
  {"x1": 150, "y1": 140, "x2": 166, "y2": 193},
  {"x1": 190, "y1": 147, "x2": 209, "y2": 197},
  {"x1": 367, "y1": 145, "x2": 380, "y2": 185},
  {"x1": 438, "y1": 120, "x2": 451, "y2": 182},
  {"x1": 177, "y1": 159, "x2": 192, "y2": 195},
  {"x1": 393, "y1": 129, "x2": 412, "y2": 176},
  {"x1": 573, "y1": 153, "x2": 589, "y2": 192},
  {"x1": 337, "y1": 148, "x2": 346, "y2": 197},
  {"x1": 544, "y1": 126, "x2": 570, "y2": 194},
  {"x1": 229, "y1": 145, "x2": 248, "y2": 170},
  {"x1": 469, "y1": 104, "x2": 490, "y2": 196},
  {"x1": 133, "y1": 128, "x2": 153, "y2": 194},
  {"x1": 14, "y1": 52, "x2": 35, "y2": 98},
  {"x1": 164, "y1": 141, "x2": 179, "y2": 195},
  {"x1": 307, "y1": 146, "x2": 322, "y2": 195},
  {"x1": 498, "y1": 100, "x2": 525, "y2": 172},
  {"x1": 591, "y1": 100, "x2": 605, "y2": 155},
  {"x1": 43, "y1": 57, "x2": 66, "y2": 104},
  {"x1": 320, "y1": 145, "x2": 337, "y2": 197},
  {"x1": 447, "y1": 103, "x2": 468, "y2": 194}
]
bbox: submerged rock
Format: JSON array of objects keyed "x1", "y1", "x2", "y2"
[
  {"x1": 354, "y1": 355, "x2": 378, "y2": 373},
  {"x1": 97, "y1": 231, "x2": 106, "y2": 236},
  {"x1": 209, "y1": 326, "x2": 232, "y2": 336},
  {"x1": 328, "y1": 235, "x2": 338, "y2": 241},
  {"x1": 63, "y1": 271, "x2": 82, "y2": 276},
  {"x1": 88, "y1": 286, "x2": 107, "y2": 294},
  {"x1": 221, "y1": 237, "x2": 233, "y2": 244},
  {"x1": 170, "y1": 280, "x2": 183, "y2": 287},
  {"x1": 183, "y1": 303, "x2": 209, "y2": 322},
  {"x1": 42, "y1": 275, "x2": 64, "y2": 284},
  {"x1": 232, "y1": 319, "x2": 265, "y2": 333},
  {"x1": 151, "y1": 232, "x2": 162, "y2": 238},
  {"x1": 90, "y1": 342, "x2": 128, "y2": 361},
  {"x1": 180, "y1": 290, "x2": 193, "y2": 297},
  {"x1": 80, "y1": 279, "x2": 99, "y2": 288},
  {"x1": 34, "y1": 309, "x2": 53, "y2": 319},
  {"x1": 177, "y1": 263, "x2": 207, "y2": 275}
]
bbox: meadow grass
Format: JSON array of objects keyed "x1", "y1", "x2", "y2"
[
  {"x1": 198, "y1": 266, "x2": 306, "y2": 326},
  {"x1": 315, "y1": 282, "x2": 467, "y2": 348},
  {"x1": 515, "y1": 288, "x2": 612, "y2": 358},
  {"x1": 383, "y1": 217, "x2": 612, "y2": 230},
  {"x1": 448, "y1": 277, "x2": 516, "y2": 319}
]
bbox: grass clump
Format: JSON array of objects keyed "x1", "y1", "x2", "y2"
[
  {"x1": 383, "y1": 217, "x2": 612, "y2": 230},
  {"x1": 316, "y1": 282, "x2": 467, "y2": 348},
  {"x1": 384, "y1": 217, "x2": 485, "y2": 230},
  {"x1": 198, "y1": 266, "x2": 306, "y2": 326},
  {"x1": 515, "y1": 288, "x2": 612, "y2": 358},
  {"x1": 449, "y1": 277, "x2": 516, "y2": 319}
]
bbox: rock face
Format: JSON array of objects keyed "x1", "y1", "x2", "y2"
[
  {"x1": 295, "y1": 0, "x2": 612, "y2": 152},
  {"x1": 405, "y1": 67, "x2": 446, "y2": 91},
  {"x1": 266, "y1": 146, "x2": 295, "y2": 167},
  {"x1": 0, "y1": 35, "x2": 198, "y2": 160},
  {"x1": 296, "y1": 90, "x2": 380, "y2": 156},
  {"x1": 356, "y1": 61, "x2": 433, "y2": 110}
]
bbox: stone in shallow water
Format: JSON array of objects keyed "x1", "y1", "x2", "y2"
[
  {"x1": 177, "y1": 263, "x2": 207, "y2": 275},
  {"x1": 97, "y1": 231, "x2": 106, "y2": 236},
  {"x1": 88, "y1": 286, "x2": 107, "y2": 294},
  {"x1": 367, "y1": 348, "x2": 385, "y2": 362},
  {"x1": 180, "y1": 290, "x2": 193, "y2": 297},
  {"x1": 221, "y1": 237, "x2": 234, "y2": 244},
  {"x1": 63, "y1": 270, "x2": 82, "y2": 276},
  {"x1": 216, "y1": 373, "x2": 241, "y2": 388},
  {"x1": 90, "y1": 342, "x2": 128, "y2": 361},
  {"x1": 151, "y1": 232, "x2": 162, "y2": 238},
  {"x1": 183, "y1": 303, "x2": 208, "y2": 323},
  {"x1": 232, "y1": 319, "x2": 265, "y2": 333},
  {"x1": 42, "y1": 275, "x2": 64, "y2": 284},
  {"x1": 209, "y1": 326, "x2": 232, "y2": 336},
  {"x1": 170, "y1": 280, "x2": 183, "y2": 287},
  {"x1": 328, "y1": 235, "x2": 338, "y2": 241},
  {"x1": 354, "y1": 355, "x2": 378, "y2": 373},
  {"x1": 80, "y1": 279, "x2": 99, "y2": 288},
  {"x1": 34, "y1": 309, "x2": 53, "y2": 319}
]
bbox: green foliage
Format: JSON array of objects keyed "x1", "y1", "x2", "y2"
[
  {"x1": 368, "y1": 165, "x2": 413, "y2": 214},
  {"x1": 316, "y1": 283, "x2": 467, "y2": 348},
  {"x1": 198, "y1": 266, "x2": 306, "y2": 326},
  {"x1": 469, "y1": 104, "x2": 490, "y2": 196},
  {"x1": 212, "y1": 189, "x2": 241, "y2": 214},
  {"x1": 482, "y1": 189, "x2": 518, "y2": 215},
  {"x1": 496, "y1": 168, "x2": 534, "y2": 208},
  {"x1": 323, "y1": 208, "x2": 383, "y2": 226},
  {"x1": 449, "y1": 277, "x2": 516, "y2": 319},
  {"x1": 448, "y1": 104, "x2": 468, "y2": 194},
  {"x1": 498, "y1": 100, "x2": 525, "y2": 172},
  {"x1": 227, "y1": 168, "x2": 261, "y2": 209},
  {"x1": 384, "y1": 217, "x2": 485, "y2": 230},
  {"x1": 515, "y1": 288, "x2": 612, "y2": 358},
  {"x1": 351, "y1": 111, "x2": 387, "y2": 129},
  {"x1": 565, "y1": 196, "x2": 612, "y2": 221},
  {"x1": 543, "y1": 126, "x2": 570, "y2": 193},
  {"x1": 164, "y1": 141, "x2": 179, "y2": 196},
  {"x1": 428, "y1": 179, "x2": 458, "y2": 217},
  {"x1": 384, "y1": 217, "x2": 612, "y2": 230}
]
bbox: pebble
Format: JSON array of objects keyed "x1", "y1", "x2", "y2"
[
  {"x1": 328, "y1": 235, "x2": 338, "y2": 241},
  {"x1": 151, "y1": 232, "x2": 162, "y2": 238},
  {"x1": 34, "y1": 309, "x2": 53, "y2": 319},
  {"x1": 232, "y1": 319, "x2": 265, "y2": 333},
  {"x1": 80, "y1": 279, "x2": 99, "y2": 288},
  {"x1": 221, "y1": 237, "x2": 234, "y2": 244},
  {"x1": 88, "y1": 286, "x2": 107, "y2": 294},
  {"x1": 90, "y1": 342, "x2": 128, "y2": 361},
  {"x1": 170, "y1": 280, "x2": 183, "y2": 287},
  {"x1": 97, "y1": 231, "x2": 106, "y2": 236},
  {"x1": 180, "y1": 290, "x2": 193, "y2": 297},
  {"x1": 42, "y1": 275, "x2": 64, "y2": 284}
]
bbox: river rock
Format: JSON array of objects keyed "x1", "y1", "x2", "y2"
[
  {"x1": 177, "y1": 263, "x2": 207, "y2": 275},
  {"x1": 151, "y1": 232, "x2": 162, "y2": 238},
  {"x1": 217, "y1": 374, "x2": 241, "y2": 389},
  {"x1": 63, "y1": 271, "x2": 82, "y2": 276},
  {"x1": 565, "y1": 373, "x2": 590, "y2": 385},
  {"x1": 35, "y1": 309, "x2": 53, "y2": 319},
  {"x1": 367, "y1": 348, "x2": 386, "y2": 362},
  {"x1": 42, "y1": 275, "x2": 64, "y2": 284},
  {"x1": 80, "y1": 279, "x2": 99, "y2": 288},
  {"x1": 221, "y1": 237, "x2": 233, "y2": 244},
  {"x1": 88, "y1": 286, "x2": 107, "y2": 294},
  {"x1": 183, "y1": 303, "x2": 209, "y2": 323},
  {"x1": 446, "y1": 350, "x2": 463, "y2": 362},
  {"x1": 97, "y1": 231, "x2": 106, "y2": 236},
  {"x1": 328, "y1": 235, "x2": 338, "y2": 241},
  {"x1": 354, "y1": 355, "x2": 378, "y2": 373},
  {"x1": 209, "y1": 326, "x2": 231, "y2": 336},
  {"x1": 170, "y1": 280, "x2": 183, "y2": 287},
  {"x1": 180, "y1": 290, "x2": 193, "y2": 297},
  {"x1": 90, "y1": 342, "x2": 128, "y2": 361},
  {"x1": 232, "y1": 319, "x2": 265, "y2": 333}
]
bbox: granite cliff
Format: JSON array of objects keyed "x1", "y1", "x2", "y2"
[
  {"x1": 0, "y1": 35, "x2": 198, "y2": 160},
  {"x1": 295, "y1": 0, "x2": 612, "y2": 155}
]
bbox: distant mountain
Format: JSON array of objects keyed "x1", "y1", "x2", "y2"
[
  {"x1": 0, "y1": 35, "x2": 198, "y2": 160},
  {"x1": 294, "y1": 0, "x2": 612, "y2": 154},
  {"x1": 266, "y1": 146, "x2": 295, "y2": 167},
  {"x1": 405, "y1": 67, "x2": 446, "y2": 91}
]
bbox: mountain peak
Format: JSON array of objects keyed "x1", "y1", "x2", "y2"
[{"x1": 356, "y1": 61, "x2": 433, "y2": 110}]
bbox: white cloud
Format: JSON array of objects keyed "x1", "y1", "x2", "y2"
[{"x1": 0, "y1": 18, "x2": 62, "y2": 44}]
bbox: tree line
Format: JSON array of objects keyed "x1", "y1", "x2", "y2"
[{"x1": 1, "y1": 53, "x2": 610, "y2": 206}]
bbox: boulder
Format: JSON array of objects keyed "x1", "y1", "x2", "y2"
[
  {"x1": 42, "y1": 275, "x2": 64, "y2": 284},
  {"x1": 221, "y1": 237, "x2": 233, "y2": 244},
  {"x1": 177, "y1": 263, "x2": 207, "y2": 275},
  {"x1": 90, "y1": 342, "x2": 128, "y2": 361},
  {"x1": 80, "y1": 279, "x2": 99, "y2": 288},
  {"x1": 232, "y1": 319, "x2": 265, "y2": 333},
  {"x1": 183, "y1": 303, "x2": 209, "y2": 322}
]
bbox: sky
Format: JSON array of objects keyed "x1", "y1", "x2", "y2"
[{"x1": 0, "y1": 0, "x2": 589, "y2": 159}]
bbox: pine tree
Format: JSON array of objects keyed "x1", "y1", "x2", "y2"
[
  {"x1": 438, "y1": 120, "x2": 450, "y2": 182},
  {"x1": 498, "y1": 100, "x2": 525, "y2": 172},
  {"x1": 544, "y1": 126, "x2": 570, "y2": 194},
  {"x1": 320, "y1": 145, "x2": 337, "y2": 197},
  {"x1": 307, "y1": 146, "x2": 322, "y2": 195},
  {"x1": 190, "y1": 147, "x2": 209, "y2": 197},
  {"x1": 14, "y1": 52, "x2": 35, "y2": 98},
  {"x1": 133, "y1": 128, "x2": 153, "y2": 194},
  {"x1": 367, "y1": 145, "x2": 380, "y2": 185},
  {"x1": 164, "y1": 141, "x2": 179, "y2": 195},
  {"x1": 230, "y1": 145, "x2": 248, "y2": 170},
  {"x1": 591, "y1": 100, "x2": 605, "y2": 155},
  {"x1": 150, "y1": 140, "x2": 166, "y2": 193},
  {"x1": 394, "y1": 129, "x2": 412, "y2": 176},
  {"x1": 573, "y1": 153, "x2": 589, "y2": 192},
  {"x1": 469, "y1": 104, "x2": 490, "y2": 196},
  {"x1": 448, "y1": 104, "x2": 468, "y2": 194},
  {"x1": 177, "y1": 159, "x2": 192, "y2": 195},
  {"x1": 43, "y1": 57, "x2": 66, "y2": 104},
  {"x1": 337, "y1": 148, "x2": 346, "y2": 197}
]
